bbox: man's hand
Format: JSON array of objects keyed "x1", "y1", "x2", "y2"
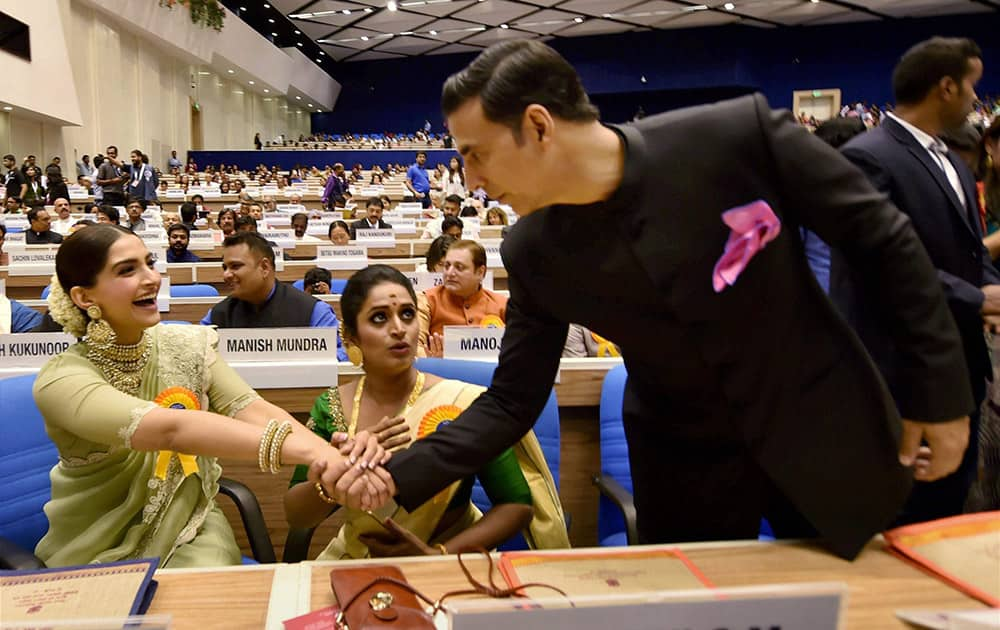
[
  {"x1": 899, "y1": 417, "x2": 970, "y2": 481},
  {"x1": 981, "y1": 285, "x2": 1000, "y2": 320}
]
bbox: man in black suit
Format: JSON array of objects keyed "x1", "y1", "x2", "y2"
[
  {"x1": 349, "y1": 197, "x2": 392, "y2": 239},
  {"x1": 322, "y1": 41, "x2": 971, "y2": 560},
  {"x1": 834, "y1": 37, "x2": 991, "y2": 525}
]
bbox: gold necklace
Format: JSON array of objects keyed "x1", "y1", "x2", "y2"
[
  {"x1": 87, "y1": 332, "x2": 152, "y2": 395},
  {"x1": 350, "y1": 371, "x2": 425, "y2": 438}
]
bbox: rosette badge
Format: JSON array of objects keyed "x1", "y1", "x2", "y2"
[
  {"x1": 152, "y1": 387, "x2": 201, "y2": 479},
  {"x1": 479, "y1": 315, "x2": 504, "y2": 328}
]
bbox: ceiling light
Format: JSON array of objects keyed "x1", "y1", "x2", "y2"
[
  {"x1": 810, "y1": 0, "x2": 819, "y2": 3},
  {"x1": 319, "y1": 51, "x2": 326, "y2": 55},
  {"x1": 573, "y1": 16, "x2": 583, "y2": 22},
  {"x1": 308, "y1": 104, "x2": 313, "y2": 107},
  {"x1": 295, "y1": 95, "x2": 301, "y2": 99},
  {"x1": 296, "y1": 41, "x2": 303, "y2": 46},
  {"x1": 263, "y1": 3, "x2": 270, "y2": 7},
  {"x1": 429, "y1": 30, "x2": 438, "y2": 35},
  {"x1": 239, "y1": 6, "x2": 246, "y2": 10},
  {"x1": 2, "y1": 106, "x2": 12, "y2": 111},
  {"x1": 249, "y1": 80, "x2": 255, "y2": 85},
  {"x1": 500, "y1": 22, "x2": 509, "y2": 28},
  {"x1": 268, "y1": 18, "x2": 275, "y2": 23},
  {"x1": 361, "y1": 35, "x2": 370, "y2": 40},
  {"x1": 294, "y1": 29, "x2": 300, "y2": 34},
  {"x1": 316, "y1": 58, "x2": 322, "y2": 62},
  {"x1": 198, "y1": 71, "x2": 211, "y2": 75},
  {"x1": 387, "y1": 0, "x2": 398, "y2": 10},
  {"x1": 723, "y1": 2, "x2": 734, "y2": 9},
  {"x1": 365, "y1": 7, "x2": 373, "y2": 12},
  {"x1": 602, "y1": 12, "x2": 611, "y2": 17},
  {"x1": 342, "y1": 9, "x2": 351, "y2": 14},
  {"x1": 264, "y1": 89, "x2": 269, "y2": 93},
  {"x1": 400, "y1": 31, "x2": 414, "y2": 35},
  {"x1": 227, "y1": 69, "x2": 235, "y2": 73},
  {"x1": 271, "y1": 31, "x2": 278, "y2": 36}
]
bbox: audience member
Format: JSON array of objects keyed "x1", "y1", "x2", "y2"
[
  {"x1": 418, "y1": 234, "x2": 456, "y2": 273},
  {"x1": 22, "y1": 166, "x2": 46, "y2": 208},
  {"x1": 4, "y1": 196, "x2": 22, "y2": 214},
  {"x1": 217, "y1": 209, "x2": 237, "y2": 236},
  {"x1": 328, "y1": 220, "x2": 351, "y2": 245},
  {"x1": 0, "y1": 223, "x2": 7, "y2": 265},
  {"x1": 291, "y1": 212, "x2": 309, "y2": 239},
  {"x1": 443, "y1": 156, "x2": 466, "y2": 197},
  {"x1": 406, "y1": 151, "x2": 432, "y2": 209},
  {"x1": 95, "y1": 205, "x2": 120, "y2": 225},
  {"x1": 4, "y1": 154, "x2": 26, "y2": 201},
  {"x1": 441, "y1": 215, "x2": 464, "y2": 239},
  {"x1": 201, "y1": 232, "x2": 347, "y2": 360},
  {"x1": 95, "y1": 145, "x2": 126, "y2": 206},
  {"x1": 167, "y1": 150, "x2": 182, "y2": 171},
  {"x1": 125, "y1": 198, "x2": 148, "y2": 232},
  {"x1": 46, "y1": 173, "x2": 69, "y2": 204},
  {"x1": 167, "y1": 223, "x2": 201, "y2": 263},
  {"x1": 179, "y1": 202, "x2": 199, "y2": 231},
  {"x1": 321, "y1": 163, "x2": 350, "y2": 209},
  {"x1": 421, "y1": 240, "x2": 506, "y2": 355},
  {"x1": 26, "y1": 207, "x2": 64, "y2": 244},
  {"x1": 485, "y1": 207, "x2": 508, "y2": 226},
  {"x1": 420, "y1": 194, "x2": 463, "y2": 239},
  {"x1": 0, "y1": 294, "x2": 43, "y2": 333},
  {"x1": 350, "y1": 197, "x2": 392, "y2": 238},
  {"x1": 50, "y1": 198, "x2": 74, "y2": 235},
  {"x1": 235, "y1": 215, "x2": 258, "y2": 233},
  {"x1": 303, "y1": 266, "x2": 332, "y2": 295}
]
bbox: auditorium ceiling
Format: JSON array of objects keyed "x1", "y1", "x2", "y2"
[{"x1": 225, "y1": 0, "x2": 997, "y2": 63}]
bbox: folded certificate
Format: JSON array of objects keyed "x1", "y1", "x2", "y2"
[
  {"x1": 499, "y1": 548, "x2": 713, "y2": 599},
  {"x1": 884, "y1": 511, "x2": 1000, "y2": 606},
  {"x1": 0, "y1": 558, "x2": 159, "y2": 623}
]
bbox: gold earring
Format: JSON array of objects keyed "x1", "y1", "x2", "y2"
[
  {"x1": 85, "y1": 305, "x2": 115, "y2": 345},
  {"x1": 347, "y1": 345, "x2": 364, "y2": 366}
]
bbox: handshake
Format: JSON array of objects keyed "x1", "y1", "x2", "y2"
[{"x1": 305, "y1": 415, "x2": 412, "y2": 511}]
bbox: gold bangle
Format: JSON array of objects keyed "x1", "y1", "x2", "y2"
[
  {"x1": 435, "y1": 543, "x2": 448, "y2": 555},
  {"x1": 268, "y1": 421, "x2": 293, "y2": 474},
  {"x1": 258, "y1": 420, "x2": 279, "y2": 473},
  {"x1": 315, "y1": 481, "x2": 338, "y2": 504}
]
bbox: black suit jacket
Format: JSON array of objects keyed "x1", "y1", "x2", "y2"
[
  {"x1": 386, "y1": 94, "x2": 969, "y2": 559},
  {"x1": 835, "y1": 117, "x2": 999, "y2": 410},
  {"x1": 349, "y1": 218, "x2": 392, "y2": 239}
]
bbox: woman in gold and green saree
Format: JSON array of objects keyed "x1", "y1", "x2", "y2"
[
  {"x1": 285, "y1": 264, "x2": 569, "y2": 559},
  {"x1": 33, "y1": 225, "x2": 389, "y2": 568}
]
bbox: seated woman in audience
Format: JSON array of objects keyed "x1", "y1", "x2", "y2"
[
  {"x1": 33, "y1": 225, "x2": 387, "y2": 568},
  {"x1": 370, "y1": 173, "x2": 384, "y2": 186},
  {"x1": 284, "y1": 265, "x2": 567, "y2": 559},
  {"x1": 96, "y1": 205, "x2": 121, "y2": 225},
  {"x1": 219, "y1": 181, "x2": 231, "y2": 194},
  {"x1": 416, "y1": 234, "x2": 456, "y2": 273},
  {"x1": 485, "y1": 207, "x2": 508, "y2": 226},
  {"x1": 460, "y1": 206, "x2": 479, "y2": 218},
  {"x1": 217, "y1": 208, "x2": 237, "y2": 237},
  {"x1": 178, "y1": 174, "x2": 190, "y2": 192},
  {"x1": 328, "y1": 220, "x2": 351, "y2": 246},
  {"x1": 443, "y1": 156, "x2": 466, "y2": 198}
]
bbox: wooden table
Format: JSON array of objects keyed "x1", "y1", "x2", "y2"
[{"x1": 148, "y1": 540, "x2": 989, "y2": 630}]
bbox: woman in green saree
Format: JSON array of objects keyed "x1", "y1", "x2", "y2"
[
  {"x1": 33, "y1": 225, "x2": 390, "y2": 568},
  {"x1": 285, "y1": 264, "x2": 569, "y2": 559}
]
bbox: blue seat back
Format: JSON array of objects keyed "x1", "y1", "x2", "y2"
[
  {"x1": 170, "y1": 284, "x2": 219, "y2": 298},
  {"x1": 292, "y1": 279, "x2": 305, "y2": 291},
  {"x1": 160, "y1": 320, "x2": 193, "y2": 325},
  {"x1": 598, "y1": 364, "x2": 632, "y2": 546},
  {"x1": 40, "y1": 285, "x2": 51, "y2": 299},
  {"x1": 414, "y1": 358, "x2": 560, "y2": 551},
  {"x1": 0, "y1": 375, "x2": 58, "y2": 553},
  {"x1": 293, "y1": 279, "x2": 347, "y2": 294}
]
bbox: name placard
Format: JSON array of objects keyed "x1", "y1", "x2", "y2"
[
  {"x1": 149, "y1": 246, "x2": 167, "y2": 273},
  {"x1": 216, "y1": 328, "x2": 339, "y2": 362},
  {"x1": 390, "y1": 218, "x2": 417, "y2": 235},
  {"x1": 135, "y1": 230, "x2": 167, "y2": 246},
  {"x1": 0, "y1": 333, "x2": 75, "y2": 367},
  {"x1": 202, "y1": 189, "x2": 222, "y2": 199},
  {"x1": 276, "y1": 204, "x2": 305, "y2": 213},
  {"x1": 485, "y1": 243, "x2": 503, "y2": 268},
  {"x1": 443, "y1": 326, "x2": 505, "y2": 360},
  {"x1": 259, "y1": 229, "x2": 296, "y2": 249},
  {"x1": 316, "y1": 246, "x2": 368, "y2": 270},
  {"x1": 68, "y1": 188, "x2": 89, "y2": 200},
  {"x1": 186, "y1": 230, "x2": 218, "y2": 250},
  {"x1": 403, "y1": 272, "x2": 444, "y2": 292},
  {"x1": 8, "y1": 249, "x2": 58, "y2": 276},
  {"x1": 164, "y1": 189, "x2": 185, "y2": 198},
  {"x1": 355, "y1": 229, "x2": 396, "y2": 247},
  {"x1": 264, "y1": 213, "x2": 292, "y2": 226},
  {"x1": 4, "y1": 231, "x2": 26, "y2": 249},
  {"x1": 4, "y1": 217, "x2": 28, "y2": 230}
]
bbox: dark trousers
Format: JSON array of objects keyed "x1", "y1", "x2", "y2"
[
  {"x1": 419, "y1": 190, "x2": 432, "y2": 209},
  {"x1": 622, "y1": 399, "x2": 816, "y2": 545},
  {"x1": 102, "y1": 191, "x2": 125, "y2": 206}
]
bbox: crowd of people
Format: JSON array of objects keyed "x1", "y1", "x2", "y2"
[{"x1": 2, "y1": 37, "x2": 997, "y2": 578}]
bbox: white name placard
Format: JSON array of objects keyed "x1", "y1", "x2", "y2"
[
  {"x1": 164, "y1": 189, "x2": 185, "y2": 198},
  {"x1": 272, "y1": 246, "x2": 284, "y2": 272},
  {"x1": 355, "y1": 229, "x2": 395, "y2": 248},
  {"x1": 149, "y1": 245, "x2": 168, "y2": 274},
  {"x1": 68, "y1": 188, "x2": 89, "y2": 200},
  {"x1": 316, "y1": 246, "x2": 368, "y2": 270},
  {"x1": 4, "y1": 231, "x2": 26, "y2": 249},
  {"x1": 443, "y1": 326, "x2": 505, "y2": 360},
  {"x1": 403, "y1": 272, "x2": 443, "y2": 292},
  {"x1": 8, "y1": 249, "x2": 58, "y2": 276},
  {"x1": 320, "y1": 211, "x2": 344, "y2": 221},
  {"x1": 276, "y1": 204, "x2": 306, "y2": 213},
  {"x1": 186, "y1": 230, "x2": 218, "y2": 250},
  {"x1": 485, "y1": 243, "x2": 503, "y2": 268},
  {"x1": 135, "y1": 230, "x2": 167, "y2": 246},
  {"x1": 202, "y1": 189, "x2": 222, "y2": 199},
  {"x1": 390, "y1": 218, "x2": 416, "y2": 235},
  {"x1": 216, "y1": 328, "x2": 340, "y2": 362},
  {"x1": 0, "y1": 333, "x2": 76, "y2": 367},
  {"x1": 4, "y1": 217, "x2": 28, "y2": 230},
  {"x1": 264, "y1": 213, "x2": 292, "y2": 226},
  {"x1": 259, "y1": 229, "x2": 296, "y2": 249}
]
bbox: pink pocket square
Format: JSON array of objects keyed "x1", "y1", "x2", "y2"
[{"x1": 712, "y1": 200, "x2": 781, "y2": 293}]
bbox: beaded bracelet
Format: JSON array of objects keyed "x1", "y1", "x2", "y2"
[
  {"x1": 435, "y1": 543, "x2": 449, "y2": 555},
  {"x1": 268, "y1": 421, "x2": 294, "y2": 474},
  {"x1": 315, "y1": 481, "x2": 338, "y2": 504},
  {"x1": 258, "y1": 419, "x2": 280, "y2": 473}
]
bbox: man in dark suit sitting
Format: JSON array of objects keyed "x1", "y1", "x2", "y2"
[
  {"x1": 349, "y1": 197, "x2": 392, "y2": 239},
  {"x1": 200, "y1": 232, "x2": 347, "y2": 360},
  {"x1": 329, "y1": 41, "x2": 973, "y2": 560},
  {"x1": 834, "y1": 37, "x2": 992, "y2": 525},
  {"x1": 25, "y1": 207, "x2": 64, "y2": 244}
]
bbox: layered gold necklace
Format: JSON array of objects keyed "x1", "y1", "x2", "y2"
[
  {"x1": 349, "y1": 371, "x2": 425, "y2": 438},
  {"x1": 87, "y1": 332, "x2": 152, "y2": 395}
]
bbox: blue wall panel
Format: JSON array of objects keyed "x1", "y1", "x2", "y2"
[{"x1": 314, "y1": 13, "x2": 999, "y2": 133}]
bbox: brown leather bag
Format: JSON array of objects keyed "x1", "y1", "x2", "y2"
[{"x1": 329, "y1": 565, "x2": 434, "y2": 630}]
